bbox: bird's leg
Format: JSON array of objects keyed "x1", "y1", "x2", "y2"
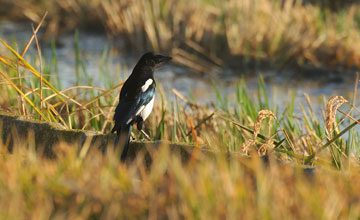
[
  {"x1": 136, "y1": 117, "x2": 144, "y2": 131},
  {"x1": 135, "y1": 117, "x2": 151, "y2": 140},
  {"x1": 140, "y1": 130, "x2": 151, "y2": 140}
]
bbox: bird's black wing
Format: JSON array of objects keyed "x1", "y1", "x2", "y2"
[{"x1": 111, "y1": 85, "x2": 155, "y2": 133}]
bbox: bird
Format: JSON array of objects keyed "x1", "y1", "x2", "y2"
[{"x1": 111, "y1": 52, "x2": 172, "y2": 161}]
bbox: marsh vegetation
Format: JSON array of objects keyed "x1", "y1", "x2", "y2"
[{"x1": 1, "y1": 0, "x2": 360, "y2": 218}]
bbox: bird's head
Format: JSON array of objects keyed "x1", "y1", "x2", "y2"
[{"x1": 139, "y1": 52, "x2": 172, "y2": 67}]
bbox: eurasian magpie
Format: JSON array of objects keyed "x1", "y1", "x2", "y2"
[{"x1": 111, "y1": 52, "x2": 172, "y2": 161}]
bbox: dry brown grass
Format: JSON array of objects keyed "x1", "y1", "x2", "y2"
[
  {"x1": 2, "y1": 0, "x2": 360, "y2": 70},
  {"x1": 1, "y1": 14, "x2": 360, "y2": 216},
  {"x1": 0, "y1": 138, "x2": 360, "y2": 219}
]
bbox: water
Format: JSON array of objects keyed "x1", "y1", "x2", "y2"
[{"x1": 0, "y1": 21, "x2": 358, "y2": 117}]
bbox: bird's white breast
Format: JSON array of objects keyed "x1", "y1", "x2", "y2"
[
  {"x1": 141, "y1": 79, "x2": 153, "y2": 92},
  {"x1": 140, "y1": 97, "x2": 154, "y2": 121}
]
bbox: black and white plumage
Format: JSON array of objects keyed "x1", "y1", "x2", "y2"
[{"x1": 111, "y1": 52, "x2": 171, "y2": 161}]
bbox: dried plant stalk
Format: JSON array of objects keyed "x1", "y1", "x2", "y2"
[
  {"x1": 253, "y1": 110, "x2": 276, "y2": 139},
  {"x1": 325, "y1": 96, "x2": 348, "y2": 138},
  {"x1": 241, "y1": 139, "x2": 255, "y2": 154}
]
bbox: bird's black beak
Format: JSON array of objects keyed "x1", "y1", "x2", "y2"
[{"x1": 155, "y1": 55, "x2": 172, "y2": 64}]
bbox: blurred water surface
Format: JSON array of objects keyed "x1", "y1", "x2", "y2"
[{"x1": 0, "y1": 21, "x2": 357, "y2": 116}]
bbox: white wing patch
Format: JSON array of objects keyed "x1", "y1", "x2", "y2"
[{"x1": 141, "y1": 79, "x2": 153, "y2": 92}]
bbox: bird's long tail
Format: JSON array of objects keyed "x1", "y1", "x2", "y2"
[{"x1": 114, "y1": 125, "x2": 131, "y2": 161}]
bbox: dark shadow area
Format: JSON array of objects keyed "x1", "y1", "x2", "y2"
[{"x1": 302, "y1": 0, "x2": 360, "y2": 11}]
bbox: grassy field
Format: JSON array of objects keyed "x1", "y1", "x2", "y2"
[
  {"x1": 1, "y1": 1, "x2": 360, "y2": 218},
  {"x1": 2, "y1": 0, "x2": 360, "y2": 71},
  {"x1": 1, "y1": 141, "x2": 360, "y2": 219},
  {"x1": 0, "y1": 25, "x2": 360, "y2": 219},
  {"x1": 1, "y1": 32, "x2": 359, "y2": 166}
]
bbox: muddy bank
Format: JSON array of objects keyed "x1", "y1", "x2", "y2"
[{"x1": 0, "y1": 113, "x2": 210, "y2": 163}]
